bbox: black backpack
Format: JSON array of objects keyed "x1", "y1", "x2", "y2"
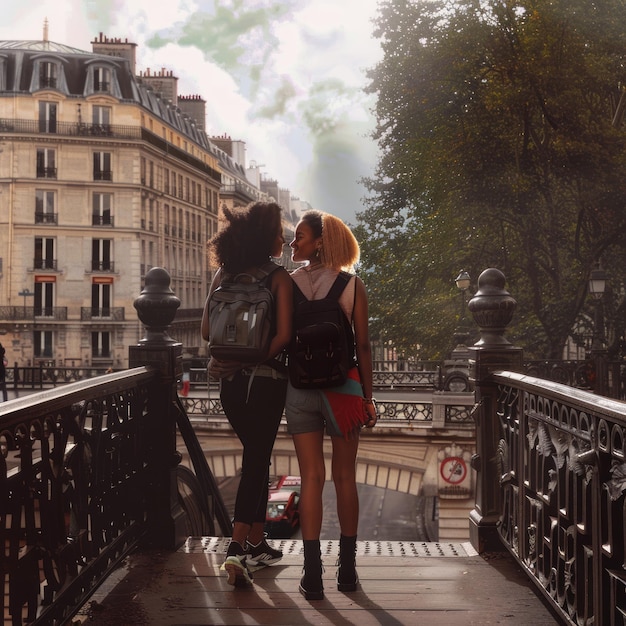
[
  {"x1": 288, "y1": 272, "x2": 356, "y2": 389},
  {"x1": 208, "y1": 262, "x2": 280, "y2": 362}
]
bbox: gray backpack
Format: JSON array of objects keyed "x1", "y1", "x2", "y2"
[{"x1": 208, "y1": 262, "x2": 279, "y2": 362}]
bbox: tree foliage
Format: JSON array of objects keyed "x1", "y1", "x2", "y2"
[{"x1": 359, "y1": 0, "x2": 626, "y2": 359}]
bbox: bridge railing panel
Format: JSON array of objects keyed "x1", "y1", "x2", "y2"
[
  {"x1": 0, "y1": 268, "x2": 229, "y2": 625},
  {"x1": 491, "y1": 370, "x2": 626, "y2": 625},
  {"x1": 0, "y1": 368, "x2": 156, "y2": 625}
]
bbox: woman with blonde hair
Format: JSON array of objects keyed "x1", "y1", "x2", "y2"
[{"x1": 287, "y1": 210, "x2": 377, "y2": 600}]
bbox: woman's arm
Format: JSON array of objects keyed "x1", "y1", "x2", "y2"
[
  {"x1": 265, "y1": 268, "x2": 293, "y2": 359},
  {"x1": 353, "y1": 276, "x2": 377, "y2": 426}
]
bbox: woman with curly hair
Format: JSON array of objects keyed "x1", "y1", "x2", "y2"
[
  {"x1": 287, "y1": 210, "x2": 377, "y2": 600},
  {"x1": 201, "y1": 201, "x2": 292, "y2": 587}
]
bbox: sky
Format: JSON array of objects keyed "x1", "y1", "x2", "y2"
[{"x1": 0, "y1": 0, "x2": 383, "y2": 224}]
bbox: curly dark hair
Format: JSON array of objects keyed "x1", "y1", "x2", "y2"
[{"x1": 208, "y1": 202, "x2": 283, "y2": 273}]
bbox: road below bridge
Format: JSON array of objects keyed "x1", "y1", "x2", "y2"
[{"x1": 217, "y1": 474, "x2": 437, "y2": 542}]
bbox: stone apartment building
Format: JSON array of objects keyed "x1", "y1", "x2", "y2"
[{"x1": 0, "y1": 34, "x2": 224, "y2": 367}]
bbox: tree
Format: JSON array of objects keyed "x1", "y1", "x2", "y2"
[{"x1": 359, "y1": 0, "x2": 626, "y2": 359}]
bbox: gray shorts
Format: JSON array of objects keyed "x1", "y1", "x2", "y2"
[{"x1": 285, "y1": 384, "x2": 342, "y2": 438}]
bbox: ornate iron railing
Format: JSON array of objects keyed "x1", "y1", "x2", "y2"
[
  {"x1": 181, "y1": 392, "x2": 476, "y2": 427},
  {"x1": 465, "y1": 267, "x2": 626, "y2": 625},
  {"x1": 0, "y1": 268, "x2": 230, "y2": 625},
  {"x1": 1, "y1": 369, "x2": 155, "y2": 624},
  {"x1": 3, "y1": 366, "x2": 115, "y2": 388},
  {"x1": 491, "y1": 371, "x2": 626, "y2": 624},
  {"x1": 372, "y1": 369, "x2": 438, "y2": 388},
  {"x1": 80, "y1": 307, "x2": 125, "y2": 321},
  {"x1": 188, "y1": 361, "x2": 441, "y2": 390}
]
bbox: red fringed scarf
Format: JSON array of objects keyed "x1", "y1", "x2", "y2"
[{"x1": 322, "y1": 367, "x2": 367, "y2": 439}]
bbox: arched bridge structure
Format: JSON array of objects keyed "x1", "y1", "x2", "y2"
[{"x1": 180, "y1": 388, "x2": 477, "y2": 541}]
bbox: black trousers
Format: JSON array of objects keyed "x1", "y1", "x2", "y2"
[{"x1": 221, "y1": 371, "x2": 287, "y2": 525}]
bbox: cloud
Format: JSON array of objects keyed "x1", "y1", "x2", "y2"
[{"x1": 1, "y1": 0, "x2": 382, "y2": 223}]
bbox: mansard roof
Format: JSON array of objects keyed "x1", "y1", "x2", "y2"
[
  {"x1": 0, "y1": 39, "x2": 211, "y2": 151},
  {"x1": 0, "y1": 40, "x2": 93, "y2": 54}
]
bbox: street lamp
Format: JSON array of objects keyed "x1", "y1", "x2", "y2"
[
  {"x1": 588, "y1": 266, "x2": 608, "y2": 395},
  {"x1": 589, "y1": 268, "x2": 607, "y2": 300},
  {"x1": 18, "y1": 288, "x2": 34, "y2": 318},
  {"x1": 450, "y1": 270, "x2": 472, "y2": 363},
  {"x1": 455, "y1": 271, "x2": 471, "y2": 321}
]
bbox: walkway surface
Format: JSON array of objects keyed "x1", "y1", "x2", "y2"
[{"x1": 74, "y1": 538, "x2": 560, "y2": 625}]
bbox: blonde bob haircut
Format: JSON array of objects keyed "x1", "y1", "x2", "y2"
[{"x1": 300, "y1": 210, "x2": 360, "y2": 273}]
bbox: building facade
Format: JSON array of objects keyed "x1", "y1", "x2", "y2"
[{"x1": 0, "y1": 35, "x2": 221, "y2": 367}]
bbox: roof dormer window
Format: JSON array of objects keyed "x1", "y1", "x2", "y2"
[
  {"x1": 40, "y1": 61, "x2": 57, "y2": 89},
  {"x1": 94, "y1": 67, "x2": 111, "y2": 93}
]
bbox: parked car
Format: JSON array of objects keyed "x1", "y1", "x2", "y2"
[
  {"x1": 268, "y1": 475, "x2": 302, "y2": 493},
  {"x1": 264, "y1": 475, "x2": 301, "y2": 538}
]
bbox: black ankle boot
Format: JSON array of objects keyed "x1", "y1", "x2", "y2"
[
  {"x1": 300, "y1": 540, "x2": 324, "y2": 600},
  {"x1": 337, "y1": 534, "x2": 358, "y2": 592}
]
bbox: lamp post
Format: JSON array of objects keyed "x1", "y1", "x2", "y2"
[
  {"x1": 450, "y1": 270, "x2": 472, "y2": 365},
  {"x1": 589, "y1": 267, "x2": 608, "y2": 396},
  {"x1": 455, "y1": 271, "x2": 471, "y2": 320},
  {"x1": 18, "y1": 288, "x2": 34, "y2": 318}
]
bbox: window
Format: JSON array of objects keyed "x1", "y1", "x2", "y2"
[
  {"x1": 34, "y1": 330, "x2": 53, "y2": 358},
  {"x1": 39, "y1": 61, "x2": 57, "y2": 89},
  {"x1": 94, "y1": 67, "x2": 111, "y2": 92},
  {"x1": 35, "y1": 190, "x2": 57, "y2": 224},
  {"x1": 34, "y1": 237, "x2": 56, "y2": 270},
  {"x1": 92, "y1": 192, "x2": 113, "y2": 226},
  {"x1": 34, "y1": 281, "x2": 55, "y2": 317},
  {"x1": 38, "y1": 101, "x2": 57, "y2": 133},
  {"x1": 36, "y1": 148, "x2": 56, "y2": 178},
  {"x1": 92, "y1": 105, "x2": 111, "y2": 134},
  {"x1": 92, "y1": 239, "x2": 113, "y2": 272},
  {"x1": 91, "y1": 282, "x2": 111, "y2": 317},
  {"x1": 91, "y1": 331, "x2": 111, "y2": 358},
  {"x1": 93, "y1": 152, "x2": 112, "y2": 181}
]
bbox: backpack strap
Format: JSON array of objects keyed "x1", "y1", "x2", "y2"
[
  {"x1": 293, "y1": 280, "x2": 307, "y2": 306},
  {"x1": 251, "y1": 261, "x2": 281, "y2": 284},
  {"x1": 224, "y1": 261, "x2": 281, "y2": 285},
  {"x1": 293, "y1": 271, "x2": 352, "y2": 305},
  {"x1": 326, "y1": 271, "x2": 352, "y2": 302}
]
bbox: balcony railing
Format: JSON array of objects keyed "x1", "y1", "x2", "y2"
[
  {"x1": 91, "y1": 260, "x2": 115, "y2": 272},
  {"x1": 0, "y1": 306, "x2": 69, "y2": 321},
  {"x1": 40, "y1": 77, "x2": 57, "y2": 89},
  {"x1": 33, "y1": 258, "x2": 57, "y2": 270},
  {"x1": 80, "y1": 307, "x2": 125, "y2": 321},
  {"x1": 36, "y1": 167, "x2": 57, "y2": 179},
  {"x1": 0, "y1": 118, "x2": 221, "y2": 183},
  {"x1": 34, "y1": 307, "x2": 68, "y2": 320},
  {"x1": 34, "y1": 212, "x2": 58, "y2": 224},
  {"x1": 93, "y1": 169, "x2": 112, "y2": 181},
  {"x1": 92, "y1": 214, "x2": 114, "y2": 226},
  {"x1": 219, "y1": 180, "x2": 256, "y2": 203}
]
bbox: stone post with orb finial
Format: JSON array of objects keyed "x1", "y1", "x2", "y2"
[
  {"x1": 466, "y1": 268, "x2": 524, "y2": 553},
  {"x1": 128, "y1": 267, "x2": 187, "y2": 548}
]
